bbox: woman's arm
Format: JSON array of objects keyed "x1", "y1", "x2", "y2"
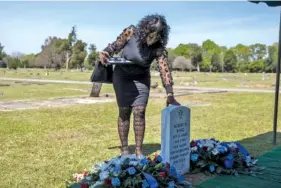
[
  {"x1": 103, "y1": 25, "x2": 136, "y2": 56},
  {"x1": 155, "y1": 48, "x2": 174, "y2": 95},
  {"x1": 155, "y1": 48, "x2": 180, "y2": 106}
]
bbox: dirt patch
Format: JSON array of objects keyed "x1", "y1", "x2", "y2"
[
  {"x1": 0, "y1": 83, "x2": 10, "y2": 87},
  {"x1": 0, "y1": 97, "x2": 114, "y2": 111},
  {"x1": 184, "y1": 172, "x2": 215, "y2": 185}
]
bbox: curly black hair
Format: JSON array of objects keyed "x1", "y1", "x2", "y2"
[{"x1": 135, "y1": 13, "x2": 170, "y2": 48}]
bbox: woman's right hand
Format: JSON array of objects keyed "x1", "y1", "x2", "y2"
[{"x1": 99, "y1": 51, "x2": 110, "y2": 65}]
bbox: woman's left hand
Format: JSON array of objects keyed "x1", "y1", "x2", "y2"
[{"x1": 166, "y1": 95, "x2": 181, "y2": 107}]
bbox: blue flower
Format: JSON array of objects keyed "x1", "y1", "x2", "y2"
[
  {"x1": 245, "y1": 155, "x2": 251, "y2": 163},
  {"x1": 177, "y1": 175, "x2": 185, "y2": 182},
  {"x1": 168, "y1": 181, "x2": 175, "y2": 188},
  {"x1": 142, "y1": 180, "x2": 149, "y2": 188},
  {"x1": 127, "y1": 167, "x2": 136, "y2": 175},
  {"x1": 218, "y1": 146, "x2": 227, "y2": 154},
  {"x1": 224, "y1": 159, "x2": 234, "y2": 169},
  {"x1": 113, "y1": 165, "x2": 121, "y2": 176},
  {"x1": 191, "y1": 153, "x2": 199, "y2": 162},
  {"x1": 156, "y1": 155, "x2": 162, "y2": 162},
  {"x1": 227, "y1": 154, "x2": 233, "y2": 160},
  {"x1": 209, "y1": 165, "x2": 215, "y2": 172},
  {"x1": 140, "y1": 158, "x2": 149, "y2": 166},
  {"x1": 111, "y1": 177, "x2": 120, "y2": 186},
  {"x1": 169, "y1": 166, "x2": 177, "y2": 177}
]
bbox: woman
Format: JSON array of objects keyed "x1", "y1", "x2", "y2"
[{"x1": 98, "y1": 14, "x2": 180, "y2": 158}]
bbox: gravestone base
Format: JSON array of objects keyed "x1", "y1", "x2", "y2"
[{"x1": 161, "y1": 105, "x2": 191, "y2": 175}]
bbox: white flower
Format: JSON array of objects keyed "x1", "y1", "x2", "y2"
[
  {"x1": 228, "y1": 142, "x2": 237, "y2": 148},
  {"x1": 100, "y1": 162, "x2": 109, "y2": 171},
  {"x1": 191, "y1": 146, "x2": 198, "y2": 152},
  {"x1": 211, "y1": 148, "x2": 219, "y2": 155},
  {"x1": 129, "y1": 160, "x2": 138, "y2": 166},
  {"x1": 86, "y1": 176, "x2": 92, "y2": 181},
  {"x1": 99, "y1": 171, "x2": 109, "y2": 180},
  {"x1": 203, "y1": 143, "x2": 215, "y2": 150}
]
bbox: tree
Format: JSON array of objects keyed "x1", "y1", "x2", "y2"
[
  {"x1": 36, "y1": 36, "x2": 64, "y2": 69},
  {"x1": 187, "y1": 43, "x2": 203, "y2": 72},
  {"x1": 70, "y1": 40, "x2": 87, "y2": 71},
  {"x1": 223, "y1": 50, "x2": 237, "y2": 72},
  {"x1": 87, "y1": 44, "x2": 98, "y2": 67},
  {"x1": 55, "y1": 26, "x2": 77, "y2": 70},
  {"x1": 166, "y1": 48, "x2": 176, "y2": 63},
  {"x1": 219, "y1": 46, "x2": 227, "y2": 72},
  {"x1": 7, "y1": 57, "x2": 21, "y2": 69},
  {"x1": 0, "y1": 43, "x2": 7, "y2": 61},
  {"x1": 173, "y1": 44, "x2": 190, "y2": 58},
  {"x1": 172, "y1": 56, "x2": 194, "y2": 72},
  {"x1": 201, "y1": 39, "x2": 220, "y2": 72},
  {"x1": 248, "y1": 59, "x2": 264, "y2": 73},
  {"x1": 211, "y1": 53, "x2": 222, "y2": 72},
  {"x1": 249, "y1": 43, "x2": 266, "y2": 61},
  {"x1": 265, "y1": 43, "x2": 278, "y2": 73}
]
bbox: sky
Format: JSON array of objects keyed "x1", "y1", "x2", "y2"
[{"x1": 0, "y1": 1, "x2": 280, "y2": 55}]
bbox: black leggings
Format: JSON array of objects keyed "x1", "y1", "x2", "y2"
[{"x1": 118, "y1": 106, "x2": 146, "y2": 156}]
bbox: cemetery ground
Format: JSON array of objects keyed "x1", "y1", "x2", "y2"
[{"x1": 0, "y1": 68, "x2": 281, "y2": 187}]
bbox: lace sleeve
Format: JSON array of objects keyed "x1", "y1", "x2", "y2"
[
  {"x1": 103, "y1": 25, "x2": 136, "y2": 56},
  {"x1": 155, "y1": 48, "x2": 174, "y2": 94}
]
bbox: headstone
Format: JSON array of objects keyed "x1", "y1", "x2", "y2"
[
  {"x1": 161, "y1": 105, "x2": 191, "y2": 175},
  {"x1": 89, "y1": 82, "x2": 102, "y2": 97}
]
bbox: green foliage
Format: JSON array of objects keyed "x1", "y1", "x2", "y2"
[
  {"x1": 0, "y1": 42, "x2": 6, "y2": 61},
  {"x1": 173, "y1": 44, "x2": 190, "y2": 58},
  {"x1": 87, "y1": 44, "x2": 98, "y2": 68},
  {"x1": 211, "y1": 53, "x2": 222, "y2": 72},
  {"x1": 264, "y1": 43, "x2": 278, "y2": 73},
  {"x1": 249, "y1": 43, "x2": 266, "y2": 61},
  {"x1": 150, "y1": 59, "x2": 158, "y2": 71},
  {"x1": 201, "y1": 40, "x2": 220, "y2": 72},
  {"x1": 248, "y1": 59, "x2": 264, "y2": 73},
  {"x1": 7, "y1": 57, "x2": 21, "y2": 69},
  {"x1": 223, "y1": 50, "x2": 237, "y2": 72},
  {"x1": 70, "y1": 40, "x2": 87, "y2": 70}
]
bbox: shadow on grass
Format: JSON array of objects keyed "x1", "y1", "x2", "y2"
[
  {"x1": 189, "y1": 131, "x2": 281, "y2": 186},
  {"x1": 108, "y1": 131, "x2": 281, "y2": 157},
  {"x1": 108, "y1": 143, "x2": 161, "y2": 156},
  {"x1": 236, "y1": 131, "x2": 281, "y2": 157},
  {"x1": 107, "y1": 132, "x2": 281, "y2": 186}
]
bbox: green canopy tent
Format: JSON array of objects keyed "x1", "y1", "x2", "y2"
[{"x1": 249, "y1": 0, "x2": 281, "y2": 145}]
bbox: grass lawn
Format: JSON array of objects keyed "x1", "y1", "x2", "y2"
[
  {"x1": 0, "y1": 81, "x2": 114, "y2": 101},
  {"x1": 0, "y1": 92, "x2": 281, "y2": 187},
  {"x1": 1, "y1": 68, "x2": 277, "y2": 90}
]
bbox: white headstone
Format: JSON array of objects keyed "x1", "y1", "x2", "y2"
[{"x1": 161, "y1": 105, "x2": 191, "y2": 175}]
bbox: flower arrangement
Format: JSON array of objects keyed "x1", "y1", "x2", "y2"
[
  {"x1": 189, "y1": 139, "x2": 261, "y2": 176},
  {"x1": 66, "y1": 153, "x2": 192, "y2": 188},
  {"x1": 67, "y1": 138, "x2": 263, "y2": 187}
]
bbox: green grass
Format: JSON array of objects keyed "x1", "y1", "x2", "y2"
[
  {"x1": 0, "y1": 92, "x2": 281, "y2": 187},
  {"x1": 0, "y1": 68, "x2": 277, "y2": 89},
  {"x1": 0, "y1": 68, "x2": 92, "y2": 81},
  {"x1": 0, "y1": 81, "x2": 114, "y2": 101}
]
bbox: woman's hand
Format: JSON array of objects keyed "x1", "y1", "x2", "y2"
[
  {"x1": 166, "y1": 95, "x2": 181, "y2": 107},
  {"x1": 99, "y1": 51, "x2": 110, "y2": 65}
]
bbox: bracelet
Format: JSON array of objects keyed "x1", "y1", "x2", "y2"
[{"x1": 167, "y1": 93, "x2": 173, "y2": 97}]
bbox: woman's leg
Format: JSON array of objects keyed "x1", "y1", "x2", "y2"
[
  {"x1": 132, "y1": 105, "x2": 146, "y2": 158},
  {"x1": 118, "y1": 106, "x2": 132, "y2": 155}
]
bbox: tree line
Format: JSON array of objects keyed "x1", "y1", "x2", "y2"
[
  {"x1": 0, "y1": 25, "x2": 279, "y2": 73},
  {"x1": 0, "y1": 26, "x2": 98, "y2": 71}
]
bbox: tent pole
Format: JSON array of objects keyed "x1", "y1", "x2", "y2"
[{"x1": 273, "y1": 8, "x2": 281, "y2": 145}]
